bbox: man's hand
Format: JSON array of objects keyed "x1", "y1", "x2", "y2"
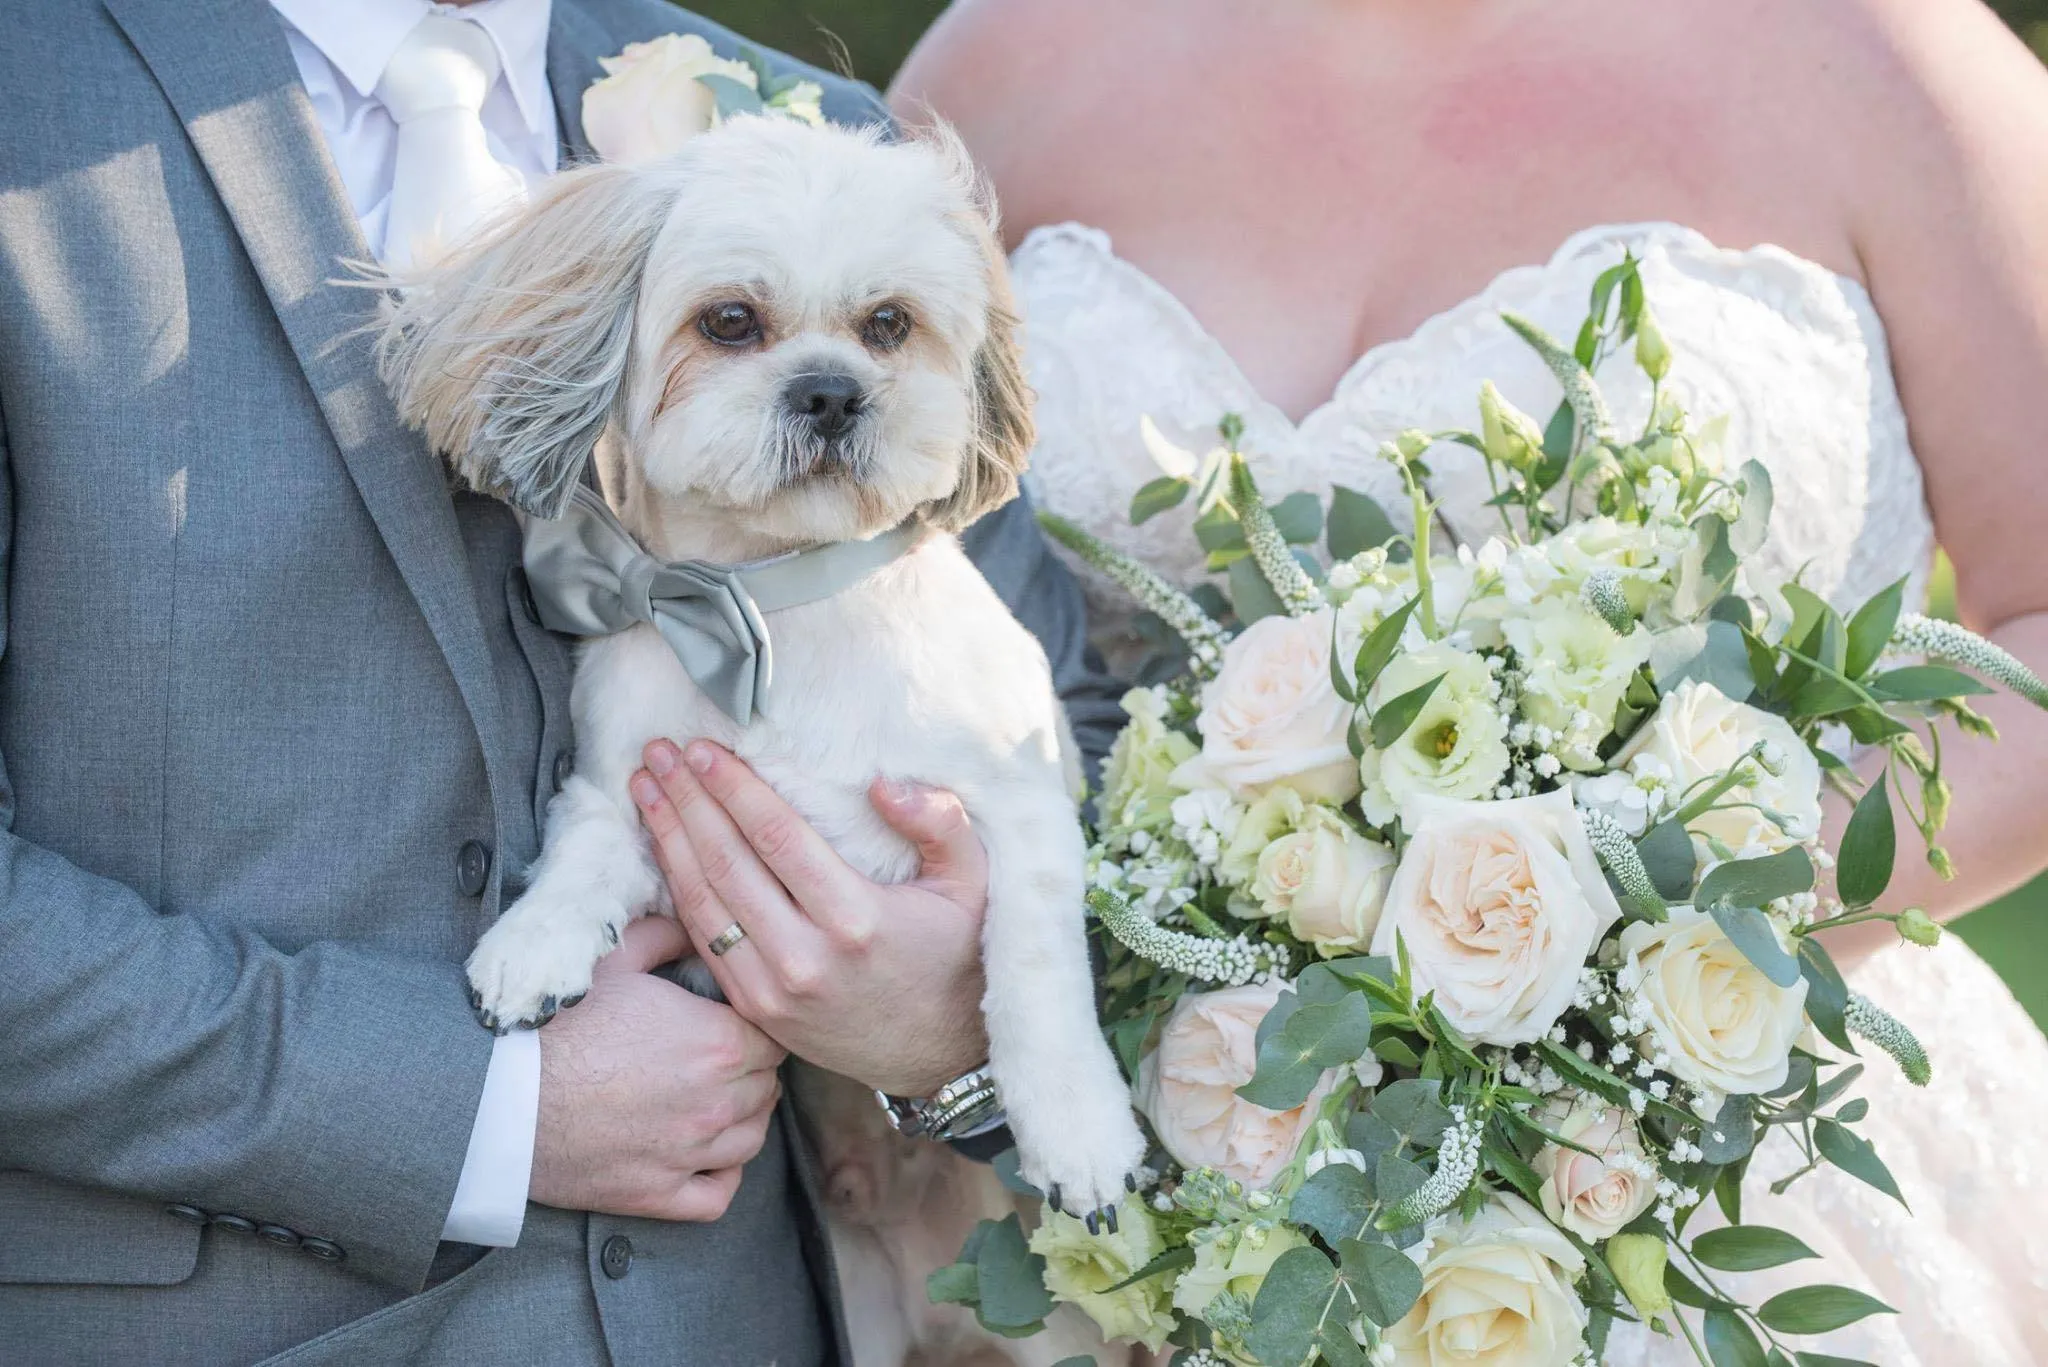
[
  {"x1": 530, "y1": 916, "x2": 786, "y2": 1221},
  {"x1": 629, "y1": 738, "x2": 991, "y2": 1098}
]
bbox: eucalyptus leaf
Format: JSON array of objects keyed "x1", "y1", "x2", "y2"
[
  {"x1": 1371, "y1": 673, "x2": 1447, "y2": 749},
  {"x1": 973, "y1": 1214, "x2": 1053, "y2": 1330},
  {"x1": 1329, "y1": 485, "x2": 1402, "y2": 560},
  {"x1": 926, "y1": 1261, "x2": 980, "y2": 1306},
  {"x1": 1798, "y1": 938, "x2": 1854, "y2": 1053},
  {"x1": 1291, "y1": 1163, "x2": 1378, "y2": 1246},
  {"x1": 1755, "y1": 1286, "x2": 1896, "y2": 1335},
  {"x1": 1727, "y1": 460, "x2": 1775, "y2": 558},
  {"x1": 1374, "y1": 1153, "x2": 1428, "y2": 1226},
  {"x1": 1343, "y1": 1236, "x2": 1425, "y2": 1328},
  {"x1": 1650, "y1": 619, "x2": 1754, "y2": 701},
  {"x1": 696, "y1": 72, "x2": 765, "y2": 118},
  {"x1": 1637, "y1": 819, "x2": 1698, "y2": 900},
  {"x1": 1695, "y1": 847, "x2": 1814, "y2": 912},
  {"x1": 1238, "y1": 994, "x2": 1374, "y2": 1110},
  {"x1": 1270, "y1": 491, "x2": 1325, "y2": 545},
  {"x1": 1707, "y1": 901, "x2": 1802, "y2": 988},
  {"x1": 1227, "y1": 557, "x2": 1287, "y2": 626},
  {"x1": 1698, "y1": 1093, "x2": 1756, "y2": 1164},
  {"x1": 1692, "y1": 1226, "x2": 1820, "y2": 1272},
  {"x1": 1244, "y1": 1246, "x2": 1348, "y2": 1367},
  {"x1": 1836, "y1": 779, "x2": 1896, "y2": 908},
  {"x1": 1794, "y1": 1354, "x2": 1882, "y2": 1367},
  {"x1": 1346, "y1": 1111, "x2": 1404, "y2": 1167},
  {"x1": 1371, "y1": 1079, "x2": 1454, "y2": 1150}
]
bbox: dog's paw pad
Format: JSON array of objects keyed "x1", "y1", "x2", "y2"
[{"x1": 465, "y1": 910, "x2": 614, "y2": 1030}]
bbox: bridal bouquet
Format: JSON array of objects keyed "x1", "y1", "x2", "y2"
[{"x1": 930, "y1": 260, "x2": 2048, "y2": 1366}]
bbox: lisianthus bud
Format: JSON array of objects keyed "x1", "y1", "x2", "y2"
[
  {"x1": 1897, "y1": 906, "x2": 1942, "y2": 948},
  {"x1": 1606, "y1": 1233, "x2": 1673, "y2": 1319},
  {"x1": 1635, "y1": 308, "x2": 1672, "y2": 382},
  {"x1": 1478, "y1": 380, "x2": 1546, "y2": 473},
  {"x1": 1927, "y1": 846, "x2": 1956, "y2": 880},
  {"x1": 1921, "y1": 775, "x2": 1953, "y2": 831},
  {"x1": 1394, "y1": 428, "x2": 1433, "y2": 461}
]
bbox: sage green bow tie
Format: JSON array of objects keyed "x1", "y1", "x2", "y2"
[{"x1": 522, "y1": 486, "x2": 919, "y2": 724}]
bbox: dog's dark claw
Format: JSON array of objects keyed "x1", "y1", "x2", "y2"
[
  {"x1": 1047, "y1": 1183, "x2": 1062, "y2": 1216},
  {"x1": 1084, "y1": 1210, "x2": 1100, "y2": 1236},
  {"x1": 561, "y1": 992, "x2": 586, "y2": 1010},
  {"x1": 531, "y1": 995, "x2": 558, "y2": 1027},
  {"x1": 1124, "y1": 1173, "x2": 1139, "y2": 1193},
  {"x1": 603, "y1": 923, "x2": 620, "y2": 947},
  {"x1": 1103, "y1": 1205, "x2": 1119, "y2": 1235}
]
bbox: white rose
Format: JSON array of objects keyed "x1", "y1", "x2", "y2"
[
  {"x1": 581, "y1": 34, "x2": 758, "y2": 165},
  {"x1": 1250, "y1": 807, "x2": 1397, "y2": 956},
  {"x1": 1386, "y1": 1193, "x2": 1587, "y2": 1367},
  {"x1": 1135, "y1": 981, "x2": 1334, "y2": 1189},
  {"x1": 1185, "y1": 609, "x2": 1360, "y2": 804},
  {"x1": 1356, "y1": 644, "x2": 1511, "y2": 826},
  {"x1": 1502, "y1": 598, "x2": 1651, "y2": 770},
  {"x1": 1619, "y1": 908, "x2": 1808, "y2": 1094},
  {"x1": 1373, "y1": 791, "x2": 1622, "y2": 1046},
  {"x1": 1531, "y1": 1097, "x2": 1658, "y2": 1240},
  {"x1": 1617, "y1": 681, "x2": 1821, "y2": 853}
]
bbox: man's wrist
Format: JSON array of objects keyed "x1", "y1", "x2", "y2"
[{"x1": 876, "y1": 1062, "x2": 1004, "y2": 1143}]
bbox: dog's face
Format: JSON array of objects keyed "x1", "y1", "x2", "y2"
[{"x1": 377, "y1": 117, "x2": 1032, "y2": 553}]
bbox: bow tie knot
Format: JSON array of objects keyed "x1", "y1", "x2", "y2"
[{"x1": 522, "y1": 487, "x2": 919, "y2": 724}]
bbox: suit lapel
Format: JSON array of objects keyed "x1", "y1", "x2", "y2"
[
  {"x1": 103, "y1": 0, "x2": 514, "y2": 799},
  {"x1": 547, "y1": 0, "x2": 607, "y2": 166}
]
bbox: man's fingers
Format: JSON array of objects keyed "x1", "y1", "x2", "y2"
[
  {"x1": 638, "y1": 743, "x2": 807, "y2": 960},
  {"x1": 600, "y1": 914, "x2": 692, "y2": 976},
  {"x1": 675, "y1": 741, "x2": 863, "y2": 915},
  {"x1": 667, "y1": 1167, "x2": 745, "y2": 1223},
  {"x1": 870, "y1": 779, "x2": 989, "y2": 909},
  {"x1": 699, "y1": 1104, "x2": 778, "y2": 1172}
]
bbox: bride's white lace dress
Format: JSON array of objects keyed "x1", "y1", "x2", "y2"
[{"x1": 1012, "y1": 220, "x2": 2048, "y2": 1364}]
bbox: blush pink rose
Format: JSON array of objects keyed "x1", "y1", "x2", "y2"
[{"x1": 1135, "y1": 981, "x2": 1333, "y2": 1189}]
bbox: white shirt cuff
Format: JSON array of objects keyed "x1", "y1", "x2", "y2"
[{"x1": 440, "y1": 1028, "x2": 539, "y2": 1247}]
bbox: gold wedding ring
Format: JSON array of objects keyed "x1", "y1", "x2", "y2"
[{"x1": 707, "y1": 922, "x2": 748, "y2": 957}]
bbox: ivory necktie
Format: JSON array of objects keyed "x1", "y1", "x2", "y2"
[
  {"x1": 374, "y1": 12, "x2": 528, "y2": 269},
  {"x1": 522, "y1": 486, "x2": 922, "y2": 725}
]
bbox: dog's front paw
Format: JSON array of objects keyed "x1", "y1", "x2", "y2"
[
  {"x1": 1017, "y1": 1096, "x2": 1148, "y2": 1234},
  {"x1": 465, "y1": 902, "x2": 620, "y2": 1033}
]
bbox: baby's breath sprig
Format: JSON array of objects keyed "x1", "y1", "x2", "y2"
[
  {"x1": 1226, "y1": 454, "x2": 1325, "y2": 616},
  {"x1": 1038, "y1": 511, "x2": 1228, "y2": 679},
  {"x1": 1500, "y1": 312, "x2": 1618, "y2": 450},
  {"x1": 1846, "y1": 993, "x2": 1932, "y2": 1086},
  {"x1": 1580, "y1": 808, "x2": 1666, "y2": 922},
  {"x1": 1379, "y1": 1107, "x2": 1484, "y2": 1230},
  {"x1": 1891, "y1": 614, "x2": 2048, "y2": 709},
  {"x1": 1581, "y1": 569, "x2": 1637, "y2": 635},
  {"x1": 1087, "y1": 889, "x2": 1293, "y2": 985}
]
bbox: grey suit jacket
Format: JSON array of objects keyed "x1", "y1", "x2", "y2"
[{"x1": 0, "y1": 1, "x2": 1122, "y2": 1362}]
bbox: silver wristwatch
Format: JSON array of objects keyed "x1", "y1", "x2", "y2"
[{"x1": 875, "y1": 1064, "x2": 1005, "y2": 1142}]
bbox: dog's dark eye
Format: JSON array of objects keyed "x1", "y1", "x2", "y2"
[
  {"x1": 861, "y1": 304, "x2": 913, "y2": 350},
  {"x1": 699, "y1": 302, "x2": 761, "y2": 347}
]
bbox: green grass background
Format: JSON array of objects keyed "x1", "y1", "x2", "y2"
[{"x1": 681, "y1": 0, "x2": 2048, "y2": 1024}]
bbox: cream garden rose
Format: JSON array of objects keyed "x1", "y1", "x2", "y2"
[
  {"x1": 582, "y1": 34, "x2": 759, "y2": 164},
  {"x1": 1185, "y1": 609, "x2": 1361, "y2": 803},
  {"x1": 1530, "y1": 1097, "x2": 1657, "y2": 1240},
  {"x1": 1250, "y1": 807, "x2": 1397, "y2": 956},
  {"x1": 1385, "y1": 1193, "x2": 1588, "y2": 1367},
  {"x1": 1029, "y1": 1198, "x2": 1177, "y2": 1349},
  {"x1": 1136, "y1": 981, "x2": 1335, "y2": 1189},
  {"x1": 1618, "y1": 908, "x2": 1809, "y2": 1094},
  {"x1": 1356, "y1": 643, "x2": 1511, "y2": 825},
  {"x1": 1616, "y1": 680, "x2": 1822, "y2": 854},
  {"x1": 1373, "y1": 791, "x2": 1621, "y2": 1046}
]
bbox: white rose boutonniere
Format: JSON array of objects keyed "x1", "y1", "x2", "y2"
[
  {"x1": 1373, "y1": 791, "x2": 1622, "y2": 1046},
  {"x1": 582, "y1": 35, "x2": 825, "y2": 166}
]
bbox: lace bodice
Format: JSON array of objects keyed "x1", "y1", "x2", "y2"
[
  {"x1": 1011, "y1": 222, "x2": 2048, "y2": 1366},
  {"x1": 1013, "y1": 221, "x2": 1934, "y2": 667}
]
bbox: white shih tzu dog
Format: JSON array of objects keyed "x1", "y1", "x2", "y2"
[{"x1": 375, "y1": 117, "x2": 1146, "y2": 1362}]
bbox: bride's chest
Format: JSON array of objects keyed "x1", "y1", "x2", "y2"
[{"x1": 1011, "y1": 223, "x2": 1935, "y2": 626}]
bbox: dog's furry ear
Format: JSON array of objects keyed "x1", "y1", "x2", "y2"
[
  {"x1": 374, "y1": 163, "x2": 672, "y2": 519},
  {"x1": 919, "y1": 135, "x2": 1036, "y2": 534}
]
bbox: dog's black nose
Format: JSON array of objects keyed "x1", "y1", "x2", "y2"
[{"x1": 785, "y1": 372, "x2": 865, "y2": 439}]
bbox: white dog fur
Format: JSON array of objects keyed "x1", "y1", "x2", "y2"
[{"x1": 376, "y1": 117, "x2": 1146, "y2": 1364}]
